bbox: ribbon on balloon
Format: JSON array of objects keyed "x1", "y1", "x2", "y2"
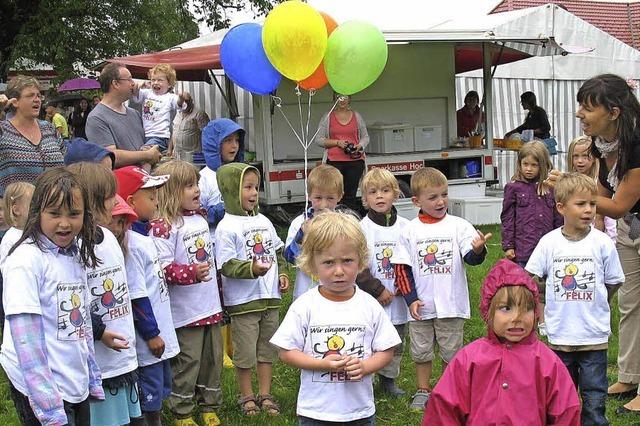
[{"x1": 220, "y1": 0, "x2": 389, "y2": 213}]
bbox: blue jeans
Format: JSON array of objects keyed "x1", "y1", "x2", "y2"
[
  {"x1": 299, "y1": 415, "x2": 375, "y2": 426},
  {"x1": 554, "y1": 349, "x2": 608, "y2": 426},
  {"x1": 144, "y1": 136, "x2": 169, "y2": 151}
]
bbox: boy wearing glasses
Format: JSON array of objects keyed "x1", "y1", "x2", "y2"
[{"x1": 133, "y1": 64, "x2": 187, "y2": 153}]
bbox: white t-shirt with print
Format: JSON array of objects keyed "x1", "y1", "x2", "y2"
[
  {"x1": 135, "y1": 89, "x2": 180, "y2": 138},
  {"x1": 1, "y1": 240, "x2": 92, "y2": 403},
  {"x1": 526, "y1": 227, "x2": 625, "y2": 346},
  {"x1": 270, "y1": 286, "x2": 401, "y2": 422},
  {"x1": 286, "y1": 214, "x2": 318, "y2": 300},
  {"x1": 151, "y1": 214, "x2": 222, "y2": 328},
  {"x1": 360, "y1": 215, "x2": 410, "y2": 325},
  {"x1": 215, "y1": 213, "x2": 284, "y2": 306},
  {"x1": 198, "y1": 166, "x2": 222, "y2": 242},
  {"x1": 0, "y1": 227, "x2": 22, "y2": 270},
  {"x1": 89, "y1": 227, "x2": 137, "y2": 379},
  {"x1": 391, "y1": 214, "x2": 477, "y2": 320},
  {"x1": 126, "y1": 230, "x2": 179, "y2": 366}
]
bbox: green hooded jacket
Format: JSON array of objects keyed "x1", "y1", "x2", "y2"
[{"x1": 216, "y1": 162, "x2": 287, "y2": 314}]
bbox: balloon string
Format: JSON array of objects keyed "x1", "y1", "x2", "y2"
[
  {"x1": 304, "y1": 90, "x2": 314, "y2": 149},
  {"x1": 272, "y1": 96, "x2": 305, "y2": 149},
  {"x1": 308, "y1": 97, "x2": 340, "y2": 148},
  {"x1": 295, "y1": 86, "x2": 310, "y2": 216}
]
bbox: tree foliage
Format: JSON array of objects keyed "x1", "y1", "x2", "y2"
[
  {"x1": 1, "y1": 0, "x2": 200, "y2": 82},
  {"x1": 188, "y1": 0, "x2": 280, "y2": 30}
]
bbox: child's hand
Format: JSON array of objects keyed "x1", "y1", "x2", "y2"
[
  {"x1": 196, "y1": 262, "x2": 211, "y2": 282},
  {"x1": 505, "y1": 249, "x2": 516, "y2": 260},
  {"x1": 409, "y1": 300, "x2": 424, "y2": 321},
  {"x1": 471, "y1": 229, "x2": 492, "y2": 253},
  {"x1": 101, "y1": 329, "x2": 130, "y2": 352},
  {"x1": 345, "y1": 355, "x2": 365, "y2": 380},
  {"x1": 147, "y1": 335, "x2": 165, "y2": 358},
  {"x1": 252, "y1": 257, "x2": 272, "y2": 277},
  {"x1": 377, "y1": 288, "x2": 394, "y2": 306},
  {"x1": 322, "y1": 354, "x2": 348, "y2": 372},
  {"x1": 279, "y1": 274, "x2": 290, "y2": 293}
]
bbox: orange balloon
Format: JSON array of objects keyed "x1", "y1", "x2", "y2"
[{"x1": 299, "y1": 11, "x2": 337, "y2": 91}]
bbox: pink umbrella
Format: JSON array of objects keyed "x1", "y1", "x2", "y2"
[{"x1": 58, "y1": 77, "x2": 100, "y2": 92}]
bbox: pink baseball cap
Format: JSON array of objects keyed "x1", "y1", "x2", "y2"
[
  {"x1": 111, "y1": 194, "x2": 138, "y2": 223},
  {"x1": 114, "y1": 166, "x2": 169, "y2": 200}
]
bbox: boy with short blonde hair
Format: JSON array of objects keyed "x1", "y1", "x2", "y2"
[
  {"x1": 133, "y1": 63, "x2": 185, "y2": 152},
  {"x1": 526, "y1": 172, "x2": 624, "y2": 425},
  {"x1": 284, "y1": 164, "x2": 344, "y2": 299},
  {"x1": 392, "y1": 167, "x2": 491, "y2": 411},
  {"x1": 358, "y1": 168, "x2": 409, "y2": 396}
]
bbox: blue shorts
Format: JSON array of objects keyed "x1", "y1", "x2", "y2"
[
  {"x1": 90, "y1": 382, "x2": 141, "y2": 426},
  {"x1": 138, "y1": 359, "x2": 172, "y2": 412},
  {"x1": 144, "y1": 136, "x2": 169, "y2": 151}
]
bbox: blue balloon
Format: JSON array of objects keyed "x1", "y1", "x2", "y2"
[{"x1": 220, "y1": 23, "x2": 282, "y2": 96}]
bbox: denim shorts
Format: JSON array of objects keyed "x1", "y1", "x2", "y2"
[{"x1": 144, "y1": 137, "x2": 169, "y2": 151}]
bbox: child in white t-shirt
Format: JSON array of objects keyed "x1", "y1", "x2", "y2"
[
  {"x1": 358, "y1": 168, "x2": 409, "y2": 397},
  {"x1": 0, "y1": 182, "x2": 34, "y2": 327},
  {"x1": 113, "y1": 165, "x2": 180, "y2": 426},
  {"x1": 214, "y1": 162, "x2": 289, "y2": 417},
  {"x1": 392, "y1": 167, "x2": 491, "y2": 411},
  {"x1": 1, "y1": 168, "x2": 104, "y2": 425},
  {"x1": 150, "y1": 160, "x2": 223, "y2": 426},
  {"x1": 271, "y1": 211, "x2": 401, "y2": 424},
  {"x1": 68, "y1": 162, "x2": 141, "y2": 425},
  {"x1": 284, "y1": 164, "x2": 344, "y2": 299},
  {"x1": 526, "y1": 172, "x2": 624, "y2": 425},
  {"x1": 133, "y1": 64, "x2": 185, "y2": 152}
]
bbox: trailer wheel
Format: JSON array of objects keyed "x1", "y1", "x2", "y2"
[{"x1": 397, "y1": 179, "x2": 412, "y2": 199}]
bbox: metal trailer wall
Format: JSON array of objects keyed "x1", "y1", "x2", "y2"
[{"x1": 456, "y1": 76, "x2": 640, "y2": 188}]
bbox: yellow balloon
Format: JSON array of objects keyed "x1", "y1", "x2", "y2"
[{"x1": 262, "y1": 1, "x2": 327, "y2": 81}]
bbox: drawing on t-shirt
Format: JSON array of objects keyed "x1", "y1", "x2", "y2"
[
  {"x1": 553, "y1": 256, "x2": 595, "y2": 301},
  {"x1": 309, "y1": 324, "x2": 365, "y2": 383},
  {"x1": 375, "y1": 244, "x2": 395, "y2": 279},
  {"x1": 244, "y1": 228, "x2": 276, "y2": 264},
  {"x1": 154, "y1": 257, "x2": 170, "y2": 303},
  {"x1": 142, "y1": 99, "x2": 156, "y2": 121},
  {"x1": 88, "y1": 265, "x2": 130, "y2": 321},
  {"x1": 57, "y1": 282, "x2": 87, "y2": 340},
  {"x1": 188, "y1": 237, "x2": 210, "y2": 263},
  {"x1": 183, "y1": 229, "x2": 213, "y2": 267},
  {"x1": 416, "y1": 238, "x2": 453, "y2": 275}
]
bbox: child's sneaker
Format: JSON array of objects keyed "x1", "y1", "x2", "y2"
[
  {"x1": 538, "y1": 322, "x2": 548, "y2": 336},
  {"x1": 202, "y1": 412, "x2": 221, "y2": 426},
  {"x1": 379, "y1": 375, "x2": 406, "y2": 397},
  {"x1": 410, "y1": 389, "x2": 430, "y2": 411}
]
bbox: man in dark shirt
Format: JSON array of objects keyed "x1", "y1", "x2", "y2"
[{"x1": 505, "y1": 91, "x2": 551, "y2": 140}]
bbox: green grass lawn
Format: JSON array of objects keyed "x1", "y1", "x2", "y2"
[{"x1": 0, "y1": 224, "x2": 637, "y2": 425}]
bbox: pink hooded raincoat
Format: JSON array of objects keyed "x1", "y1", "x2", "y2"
[{"x1": 421, "y1": 259, "x2": 581, "y2": 425}]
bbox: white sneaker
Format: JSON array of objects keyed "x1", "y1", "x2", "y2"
[{"x1": 538, "y1": 322, "x2": 547, "y2": 336}]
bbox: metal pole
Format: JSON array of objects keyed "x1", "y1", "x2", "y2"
[{"x1": 482, "y1": 43, "x2": 494, "y2": 149}]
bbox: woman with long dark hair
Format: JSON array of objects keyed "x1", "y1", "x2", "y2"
[
  {"x1": 505, "y1": 91, "x2": 551, "y2": 140},
  {"x1": 571, "y1": 74, "x2": 640, "y2": 415},
  {"x1": 70, "y1": 98, "x2": 91, "y2": 139}
]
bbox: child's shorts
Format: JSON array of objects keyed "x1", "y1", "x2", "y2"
[
  {"x1": 299, "y1": 414, "x2": 375, "y2": 425},
  {"x1": 144, "y1": 136, "x2": 169, "y2": 151},
  {"x1": 90, "y1": 382, "x2": 142, "y2": 426},
  {"x1": 230, "y1": 308, "x2": 279, "y2": 369},
  {"x1": 138, "y1": 359, "x2": 172, "y2": 412},
  {"x1": 409, "y1": 318, "x2": 464, "y2": 363}
]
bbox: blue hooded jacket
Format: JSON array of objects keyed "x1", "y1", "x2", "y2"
[{"x1": 201, "y1": 118, "x2": 246, "y2": 226}]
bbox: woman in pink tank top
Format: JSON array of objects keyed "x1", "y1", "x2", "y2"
[{"x1": 316, "y1": 94, "x2": 369, "y2": 213}]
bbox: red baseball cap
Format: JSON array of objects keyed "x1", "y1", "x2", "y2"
[
  {"x1": 112, "y1": 194, "x2": 138, "y2": 224},
  {"x1": 113, "y1": 166, "x2": 169, "y2": 200}
]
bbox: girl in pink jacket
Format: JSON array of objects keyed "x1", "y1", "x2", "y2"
[{"x1": 422, "y1": 259, "x2": 581, "y2": 425}]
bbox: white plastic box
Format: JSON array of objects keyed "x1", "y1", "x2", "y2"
[
  {"x1": 367, "y1": 124, "x2": 414, "y2": 154},
  {"x1": 414, "y1": 125, "x2": 443, "y2": 151},
  {"x1": 448, "y1": 196, "x2": 503, "y2": 225}
]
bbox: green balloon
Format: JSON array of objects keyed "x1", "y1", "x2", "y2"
[{"x1": 325, "y1": 21, "x2": 388, "y2": 95}]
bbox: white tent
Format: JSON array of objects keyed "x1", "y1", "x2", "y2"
[{"x1": 454, "y1": 3, "x2": 640, "y2": 185}]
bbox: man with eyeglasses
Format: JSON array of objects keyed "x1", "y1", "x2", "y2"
[{"x1": 86, "y1": 62, "x2": 162, "y2": 168}]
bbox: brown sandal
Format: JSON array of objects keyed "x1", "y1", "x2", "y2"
[
  {"x1": 257, "y1": 394, "x2": 281, "y2": 416},
  {"x1": 238, "y1": 395, "x2": 260, "y2": 416}
]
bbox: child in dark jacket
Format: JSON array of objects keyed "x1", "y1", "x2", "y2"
[{"x1": 501, "y1": 140, "x2": 563, "y2": 267}]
